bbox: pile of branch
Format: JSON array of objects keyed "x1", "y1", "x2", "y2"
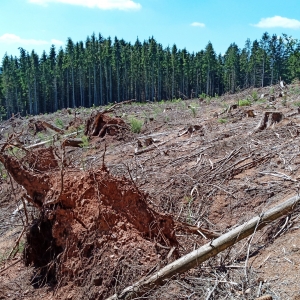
[{"x1": 107, "y1": 194, "x2": 300, "y2": 299}]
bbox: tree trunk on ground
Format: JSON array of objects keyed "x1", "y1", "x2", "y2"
[{"x1": 106, "y1": 194, "x2": 300, "y2": 300}]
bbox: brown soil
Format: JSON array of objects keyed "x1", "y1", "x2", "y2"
[
  {"x1": 0, "y1": 150, "x2": 178, "y2": 299},
  {"x1": 1, "y1": 84, "x2": 300, "y2": 299}
]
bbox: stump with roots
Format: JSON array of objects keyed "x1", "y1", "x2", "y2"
[
  {"x1": 254, "y1": 111, "x2": 283, "y2": 132},
  {"x1": 85, "y1": 112, "x2": 128, "y2": 138}
]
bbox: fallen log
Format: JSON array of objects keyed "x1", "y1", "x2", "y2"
[
  {"x1": 62, "y1": 138, "x2": 83, "y2": 147},
  {"x1": 25, "y1": 131, "x2": 83, "y2": 149},
  {"x1": 42, "y1": 121, "x2": 64, "y2": 134},
  {"x1": 106, "y1": 194, "x2": 300, "y2": 300},
  {"x1": 101, "y1": 99, "x2": 136, "y2": 114}
]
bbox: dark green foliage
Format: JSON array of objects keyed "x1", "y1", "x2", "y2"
[{"x1": 1, "y1": 32, "x2": 300, "y2": 118}]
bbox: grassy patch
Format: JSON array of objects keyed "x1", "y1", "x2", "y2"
[
  {"x1": 188, "y1": 102, "x2": 199, "y2": 118},
  {"x1": 80, "y1": 135, "x2": 89, "y2": 148},
  {"x1": 238, "y1": 99, "x2": 251, "y2": 106},
  {"x1": 171, "y1": 98, "x2": 182, "y2": 103},
  {"x1": 129, "y1": 117, "x2": 143, "y2": 133},
  {"x1": 218, "y1": 118, "x2": 227, "y2": 124},
  {"x1": 251, "y1": 91, "x2": 259, "y2": 101},
  {"x1": 55, "y1": 118, "x2": 64, "y2": 129}
]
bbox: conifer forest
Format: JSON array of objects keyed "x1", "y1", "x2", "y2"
[{"x1": 0, "y1": 32, "x2": 300, "y2": 117}]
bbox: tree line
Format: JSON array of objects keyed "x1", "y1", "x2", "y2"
[{"x1": 0, "y1": 32, "x2": 300, "y2": 117}]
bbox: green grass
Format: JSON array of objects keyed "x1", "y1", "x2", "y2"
[
  {"x1": 291, "y1": 87, "x2": 300, "y2": 95},
  {"x1": 205, "y1": 97, "x2": 212, "y2": 104},
  {"x1": 218, "y1": 118, "x2": 227, "y2": 124},
  {"x1": 55, "y1": 118, "x2": 64, "y2": 129},
  {"x1": 80, "y1": 135, "x2": 89, "y2": 148},
  {"x1": 171, "y1": 98, "x2": 182, "y2": 103},
  {"x1": 37, "y1": 132, "x2": 46, "y2": 141},
  {"x1": 129, "y1": 117, "x2": 143, "y2": 133},
  {"x1": 198, "y1": 92, "x2": 207, "y2": 99},
  {"x1": 0, "y1": 163, "x2": 7, "y2": 180},
  {"x1": 257, "y1": 98, "x2": 267, "y2": 104},
  {"x1": 293, "y1": 101, "x2": 300, "y2": 107},
  {"x1": 0, "y1": 240, "x2": 25, "y2": 264},
  {"x1": 251, "y1": 91, "x2": 259, "y2": 101},
  {"x1": 189, "y1": 103, "x2": 198, "y2": 117},
  {"x1": 238, "y1": 99, "x2": 251, "y2": 106}
]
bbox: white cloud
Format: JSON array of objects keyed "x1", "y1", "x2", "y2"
[
  {"x1": 253, "y1": 16, "x2": 300, "y2": 29},
  {"x1": 29, "y1": 0, "x2": 141, "y2": 11},
  {"x1": 0, "y1": 33, "x2": 64, "y2": 46},
  {"x1": 51, "y1": 39, "x2": 64, "y2": 46},
  {"x1": 190, "y1": 22, "x2": 205, "y2": 28}
]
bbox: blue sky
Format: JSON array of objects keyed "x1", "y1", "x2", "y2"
[{"x1": 1, "y1": 0, "x2": 300, "y2": 61}]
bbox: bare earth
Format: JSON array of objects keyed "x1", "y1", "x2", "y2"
[{"x1": 1, "y1": 83, "x2": 300, "y2": 300}]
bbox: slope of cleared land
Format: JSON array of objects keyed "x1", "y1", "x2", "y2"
[{"x1": 1, "y1": 83, "x2": 300, "y2": 299}]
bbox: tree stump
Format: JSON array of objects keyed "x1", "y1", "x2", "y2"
[
  {"x1": 254, "y1": 112, "x2": 283, "y2": 132},
  {"x1": 85, "y1": 113, "x2": 127, "y2": 137}
]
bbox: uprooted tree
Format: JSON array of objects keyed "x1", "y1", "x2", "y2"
[{"x1": 0, "y1": 143, "x2": 218, "y2": 298}]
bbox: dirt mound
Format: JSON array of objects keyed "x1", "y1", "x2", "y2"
[
  {"x1": 22, "y1": 147, "x2": 59, "y2": 171},
  {"x1": 85, "y1": 113, "x2": 128, "y2": 138},
  {"x1": 0, "y1": 149, "x2": 178, "y2": 298}
]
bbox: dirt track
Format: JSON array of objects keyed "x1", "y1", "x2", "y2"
[{"x1": 1, "y1": 84, "x2": 300, "y2": 299}]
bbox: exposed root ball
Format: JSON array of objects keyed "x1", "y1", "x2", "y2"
[
  {"x1": 1, "y1": 150, "x2": 178, "y2": 298},
  {"x1": 24, "y1": 217, "x2": 62, "y2": 285},
  {"x1": 85, "y1": 113, "x2": 127, "y2": 137}
]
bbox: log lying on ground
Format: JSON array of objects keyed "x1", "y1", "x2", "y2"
[
  {"x1": 101, "y1": 99, "x2": 135, "y2": 114},
  {"x1": 25, "y1": 131, "x2": 83, "y2": 149},
  {"x1": 107, "y1": 194, "x2": 300, "y2": 300},
  {"x1": 42, "y1": 121, "x2": 64, "y2": 134},
  {"x1": 62, "y1": 138, "x2": 83, "y2": 147}
]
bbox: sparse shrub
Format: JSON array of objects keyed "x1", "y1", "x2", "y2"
[
  {"x1": 218, "y1": 118, "x2": 227, "y2": 124},
  {"x1": 282, "y1": 98, "x2": 287, "y2": 106},
  {"x1": 78, "y1": 124, "x2": 85, "y2": 132},
  {"x1": 0, "y1": 163, "x2": 7, "y2": 180},
  {"x1": 179, "y1": 101, "x2": 186, "y2": 109},
  {"x1": 129, "y1": 117, "x2": 143, "y2": 133},
  {"x1": 172, "y1": 98, "x2": 182, "y2": 103},
  {"x1": 55, "y1": 118, "x2": 64, "y2": 129},
  {"x1": 199, "y1": 93, "x2": 206, "y2": 99},
  {"x1": 37, "y1": 132, "x2": 45, "y2": 141},
  {"x1": 251, "y1": 91, "x2": 259, "y2": 101},
  {"x1": 189, "y1": 103, "x2": 198, "y2": 117},
  {"x1": 238, "y1": 99, "x2": 251, "y2": 106},
  {"x1": 292, "y1": 78, "x2": 300, "y2": 85},
  {"x1": 257, "y1": 98, "x2": 267, "y2": 104},
  {"x1": 80, "y1": 135, "x2": 89, "y2": 148},
  {"x1": 205, "y1": 97, "x2": 212, "y2": 104},
  {"x1": 293, "y1": 101, "x2": 300, "y2": 107}
]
